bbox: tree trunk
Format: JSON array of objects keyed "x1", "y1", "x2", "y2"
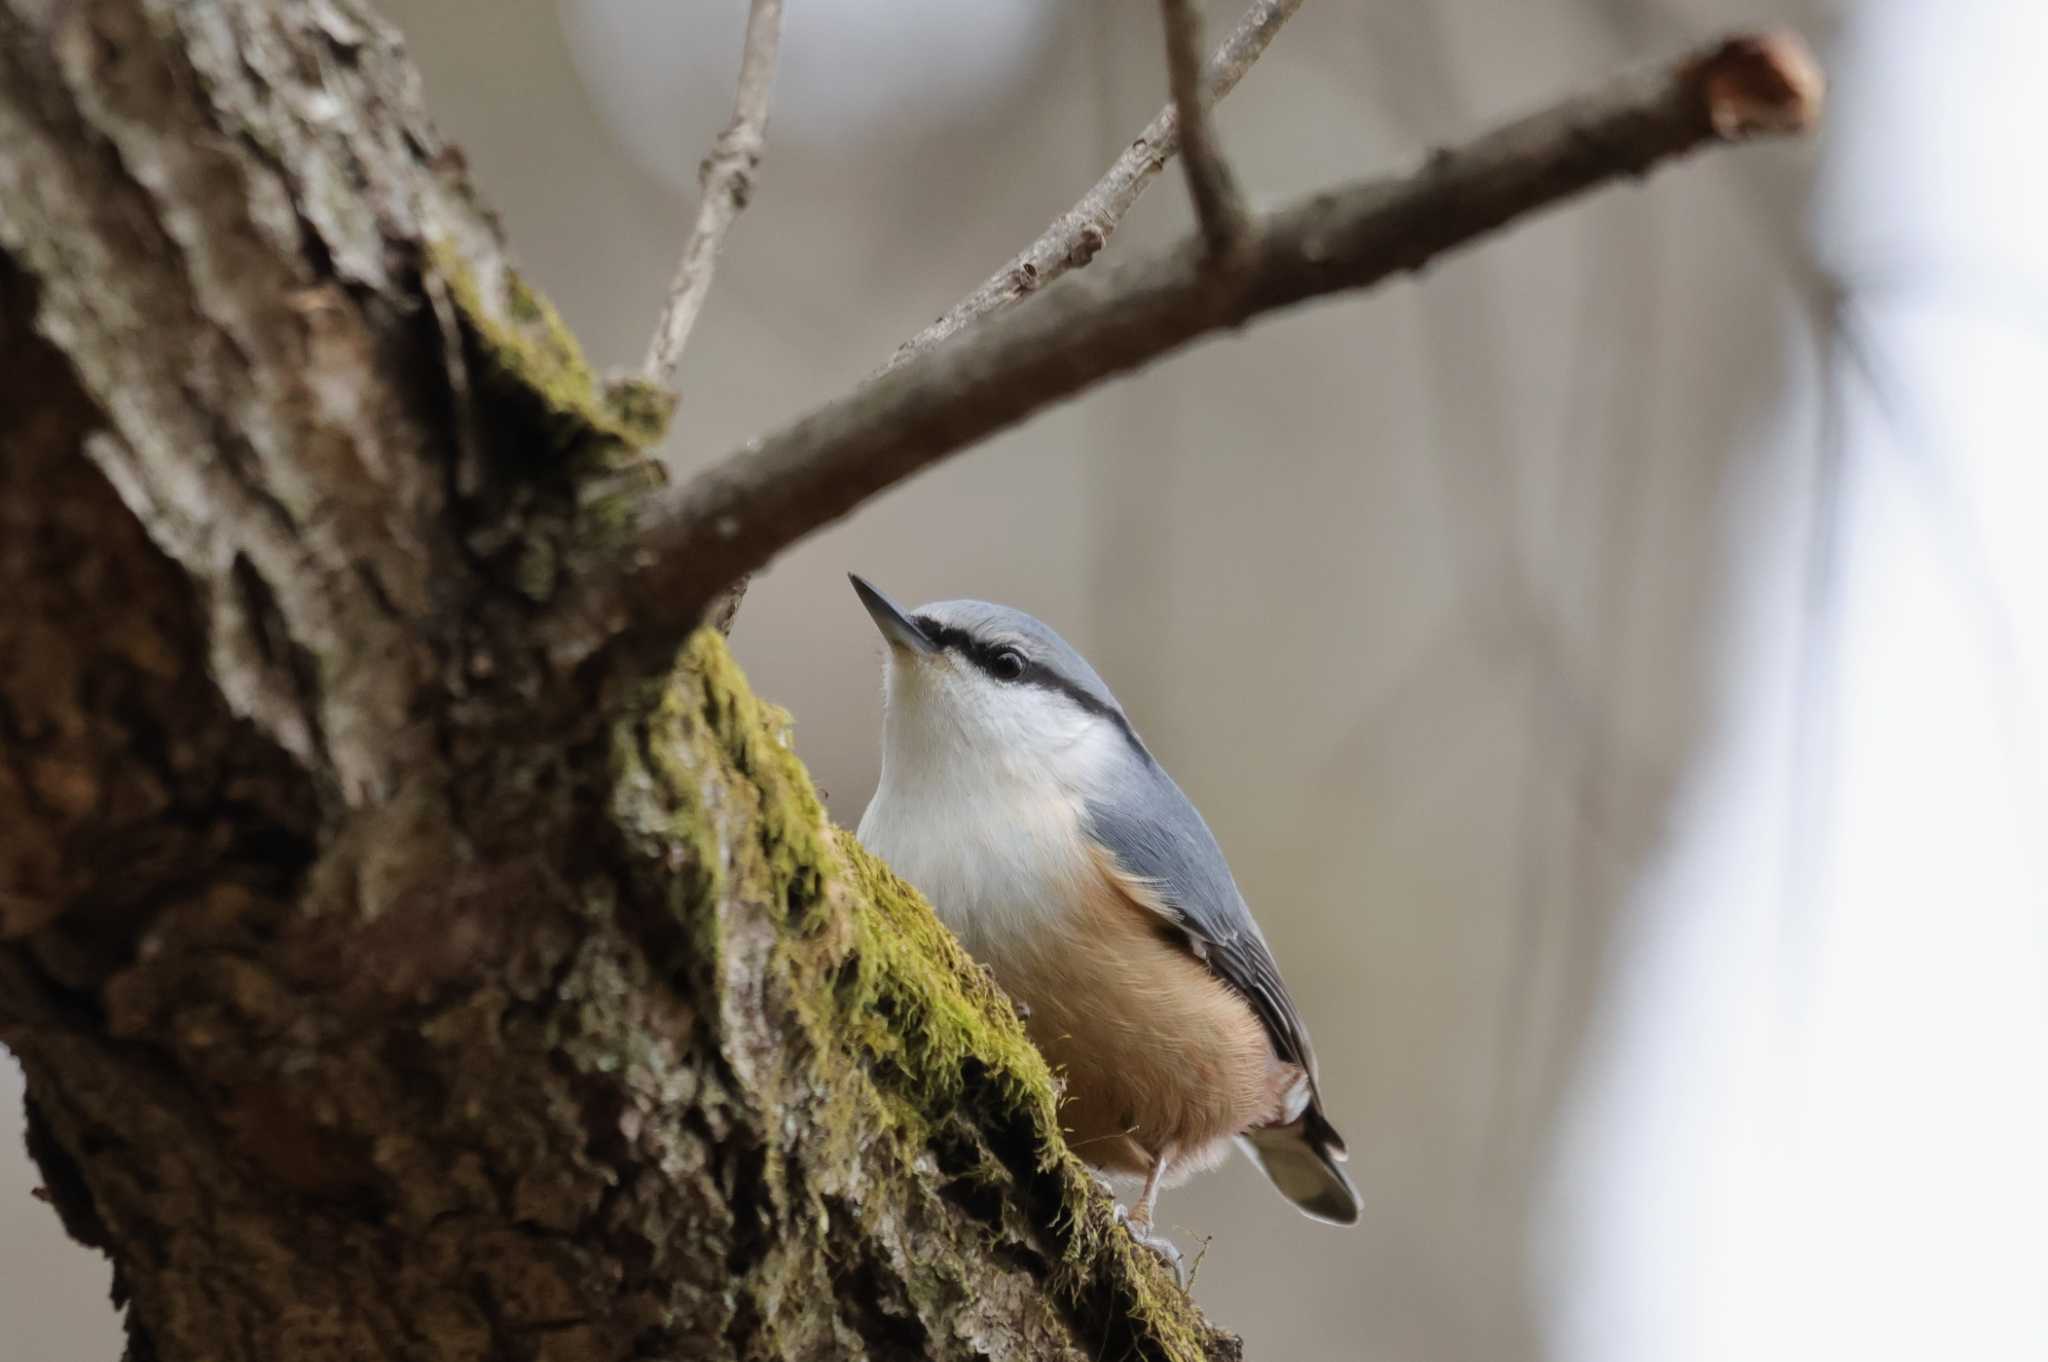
[{"x1": 0, "y1": 2, "x2": 1226, "y2": 1358}]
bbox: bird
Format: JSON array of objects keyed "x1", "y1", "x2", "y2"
[{"x1": 849, "y1": 574, "x2": 1359, "y2": 1268}]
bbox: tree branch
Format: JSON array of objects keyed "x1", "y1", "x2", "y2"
[
  {"x1": 642, "y1": 0, "x2": 784, "y2": 387},
  {"x1": 881, "y1": 0, "x2": 1307, "y2": 374},
  {"x1": 599, "y1": 30, "x2": 1823, "y2": 644},
  {"x1": 1160, "y1": 0, "x2": 1251, "y2": 255}
]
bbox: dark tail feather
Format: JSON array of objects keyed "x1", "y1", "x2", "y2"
[{"x1": 1240, "y1": 1107, "x2": 1360, "y2": 1225}]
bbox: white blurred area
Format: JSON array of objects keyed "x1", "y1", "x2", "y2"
[
  {"x1": 560, "y1": 0, "x2": 1058, "y2": 178},
  {"x1": 3, "y1": 2, "x2": 2043, "y2": 1358},
  {"x1": 1545, "y1": 3, "x2": 2048, "y2": 1359}
]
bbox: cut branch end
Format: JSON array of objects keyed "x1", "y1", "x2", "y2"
[{"x1": 1684, "y1": 30, "x2": 1825, "y2": 139}]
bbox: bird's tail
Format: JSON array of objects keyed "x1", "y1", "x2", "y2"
[{"x1": 1239, "y1": 1106, "x2": 1361, "y2": 1225}]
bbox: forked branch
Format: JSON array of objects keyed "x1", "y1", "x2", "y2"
[
  {"x1": 602, "y1": 30, "x2": 1821, "y2": 655},
  {"x1": 883, "y1": 0, "x2": 1308, "y2": 373},
  {"x1": 1160, "y1": 0, "x2": 1252, "y2": 255}
]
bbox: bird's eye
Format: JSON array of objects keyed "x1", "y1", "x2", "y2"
[{"x1": 989, "y1": 648, "x2": 1027, "y2": 681}]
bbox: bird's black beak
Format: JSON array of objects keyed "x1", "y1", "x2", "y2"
[{"x1": 849, "y1": 574, "x2": 936, "y2": 654}]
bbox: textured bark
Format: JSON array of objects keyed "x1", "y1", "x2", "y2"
[{"x1": 0, "y1": 2, "x2": 1221, "y2": 1360}]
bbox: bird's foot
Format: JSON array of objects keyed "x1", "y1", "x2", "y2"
[
  {"x1": 1113, "y1": 1204, "x2": 1185, "y2": 1285},
  {"x1": 977, "y1": 963, "x2": 1031, "y2": 1023}
]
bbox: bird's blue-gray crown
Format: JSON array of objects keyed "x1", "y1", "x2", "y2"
[{"x1": 849, "y1": 574, "x2": 1139, "y2": 740}]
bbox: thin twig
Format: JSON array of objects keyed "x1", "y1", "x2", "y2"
[
  {"x1": 1160, "y1": 0, "x2": 1251, "y2": 254},
  {"x1": 643, "y1": 0, "x2": 784, "y2": 387},
  {"x1": 592, "y1": 31, "x2": 1822, "y2": 657},
  {"x1": 713, "y1": 0, "x2": 1298, "y2": 634},
  {"x1": 882, "y1": 0, "x2": 1306, "y2": 374}
]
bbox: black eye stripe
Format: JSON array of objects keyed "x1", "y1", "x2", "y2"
[
  {"x1": 909, "y1": 616, "x2": 991, "y2": 667},
  {"x1": 910, "y1": 617, "x2": 1034, "y2": 683},
  {"x1": 909, "y1": 614, "x2": 1151, "y2": 760}
]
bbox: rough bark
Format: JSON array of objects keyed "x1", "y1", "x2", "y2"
[{"x1": 0, "y1": 2, "x2": 1216, "y2": 1359}]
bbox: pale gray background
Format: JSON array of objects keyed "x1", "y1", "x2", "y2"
[{"x1": 7, "y1": 2, "x2": 2045, "y2": 1359}]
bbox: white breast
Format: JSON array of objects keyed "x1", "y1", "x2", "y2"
[
  {"x1": 857, "y1": 642, "x2": 1138, "y2": 967},
  {"x1": 857, "y1": 757, "x2": 1098, "y2": 963},
  {"x1": 856, "y1": 672, "x2": 1136, "y2": 966}
]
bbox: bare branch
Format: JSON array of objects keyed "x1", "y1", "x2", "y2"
[
  {"x1": 597, "y1": 30, "x2": 1822, "y2": 650},
  {"x1": 643, "y1": 0, "x2": 785, "y2": 387},
  {"x1": 711, "y1": 0, "x2": 1298, "y2": 636},
  {"x1": 1160, "y1": 0, "x2": 1252, "y2": 255},
  {"x1": 883, "y1": 0, "x2": 1306, "y2": 373}
]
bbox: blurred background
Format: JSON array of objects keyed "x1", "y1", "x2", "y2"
[{"x1": 6, "y1": 0, "x2": 2045, "y2": 1357}]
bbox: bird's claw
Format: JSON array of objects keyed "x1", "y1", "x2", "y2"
[
  {"x1": 1139, "y1": 1231, "x2": 1185, "y2": 1285},
  {"x1": 1112, "y1": 1204, "x2": 1185, "y2": 1285},
  {"x1": 977, "y1": 962, "x2": 1031, "y2": 1022}
]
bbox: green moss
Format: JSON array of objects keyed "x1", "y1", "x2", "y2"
[
  {"x1": 600, "y1": 376, "x2": 678, "y2": 446},
  {"x1": 665, "y1": 631, "x2": 828, "y2": 926},
  {"x1": 428, "y1": 240, "x2": 674, "y2": 453},
  {"x1": 832, "y1": 830, "x2": 1058, "y2": 1136},
  {"x1": 608, "y1": 631, "x2": 833, "y2": 991},
  {"x1": 424, "y1": 241, "x2": 672, "y2": 600}
]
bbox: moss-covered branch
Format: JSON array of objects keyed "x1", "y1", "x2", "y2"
[{"x1": 607, "y1": 633, "x2": 1224, "y2": 1359}]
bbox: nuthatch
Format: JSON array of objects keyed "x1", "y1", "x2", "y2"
[{"x1": 850, "y1": 576, "x2": 1360, "y2": 1264}]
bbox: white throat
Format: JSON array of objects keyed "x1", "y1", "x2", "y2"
[{"x1": 856, "y1": 653, "x2": 1123, "y2": 961}]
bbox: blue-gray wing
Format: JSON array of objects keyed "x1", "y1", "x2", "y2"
[{"x1": 1083, "y1": 763, "x2": 1322, "y2": 1087}]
